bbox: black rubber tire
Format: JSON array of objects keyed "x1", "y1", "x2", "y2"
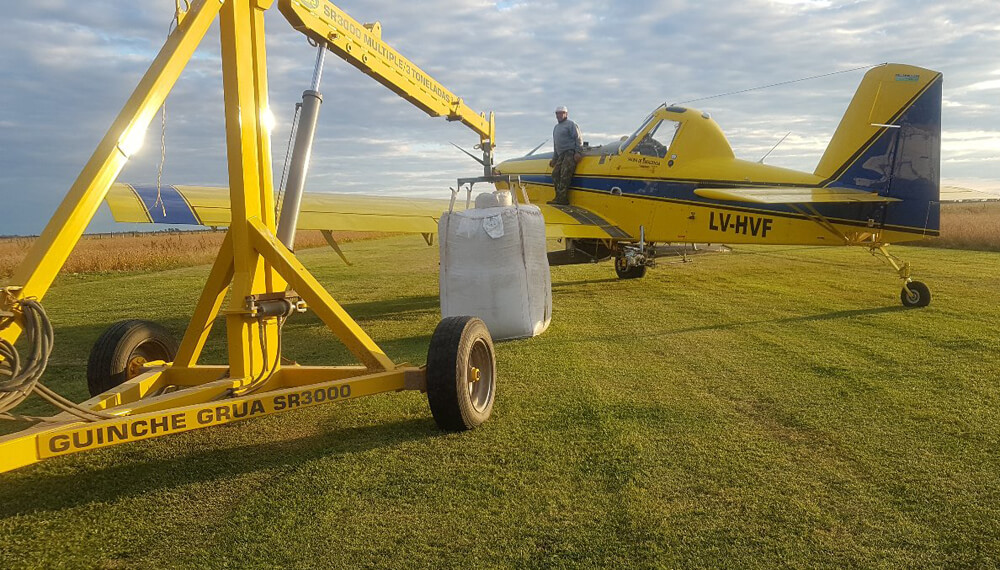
[
  {"x1": 615, "y1": 255, "x2": 647, "y2": 279},
  {"x1": 426, "y1": 316, "x2": 496, "y2": 431},
  {"x1": 900, "y1": 281, "x2": 931, "y2": 308},
  {"x1": 87, "y1": 320, "x2": 177, "y2": 397}
]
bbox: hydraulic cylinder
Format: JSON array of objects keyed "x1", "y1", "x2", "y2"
[{"x1": 276, "y1": 45, "x2": 327, "y2": 249}]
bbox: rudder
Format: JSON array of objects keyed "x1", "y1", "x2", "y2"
[{"x1": 814, "y1": 64, "x2": 942, "y2": 233}]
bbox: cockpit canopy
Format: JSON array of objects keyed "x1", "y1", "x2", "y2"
[
  {"x1": 529, "y1": 104, "x2": 736, "y2": 165},
  {"x1": 604, "y1": 104, "x2": 736, "y2": 161}
]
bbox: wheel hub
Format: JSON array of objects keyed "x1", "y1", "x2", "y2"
[
  {"x1": 467, "y1": 339, "x2": 494, "y2": 413},
  {"x1": 126, "y1": 355, "x2": 148, "y2": 379}
]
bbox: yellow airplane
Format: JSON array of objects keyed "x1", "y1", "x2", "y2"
[{"x1": 109, "y1": 63, "x2": 962, "y2": 308}]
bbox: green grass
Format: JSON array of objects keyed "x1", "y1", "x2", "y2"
[{"x1": 2, "y1": 237, "x2": 1000, "y2": 568}]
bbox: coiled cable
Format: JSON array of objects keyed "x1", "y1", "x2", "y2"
[{"x1": 1, "y1": 299, "x2": 113, "y2": 422}]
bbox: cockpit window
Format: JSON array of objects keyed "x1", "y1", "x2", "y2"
[
  {"x1": 618, "y1": 113, "x2": 657, "y2": 154},
  {"x1": 630, "y1": 120, "x2": 680, "y2": 159}
]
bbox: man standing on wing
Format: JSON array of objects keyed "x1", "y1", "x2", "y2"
[{"x1": 549, "y1": 105, "x2": 583, "y2": 206}]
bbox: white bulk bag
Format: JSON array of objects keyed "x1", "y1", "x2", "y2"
[{"x1": 439, "y1": 200, "x2": 551, "y2": 340}]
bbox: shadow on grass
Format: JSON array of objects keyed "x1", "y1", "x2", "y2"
[
  {"x1": 776, "y1": 305, "x2": 908, "y2": 323},
  {"x1": 51, "y1": 293, "x2": 440, "y2": 349},
  {"x1": 46, "y1": 295, "x2": 439, "y2": 364},
  {"x1": 546, "y1": 305, "x2": 909, "y2": 345},
  {"x1": 368, "y1": 334, "x2": 434, "y2": 364},
  {"x1": 0, "y1": 417, "x2": 441, "y2": 519},
  {"x1": 340, "y1": 294, "x2": 440, "y2": 319},
  {"x1": 726, "y1": 246, "x2": 872, "y2": 269},
  {"x1": 668, "y1": 305, "x2": 909, "y2": 335},
  {"x1": 551, "y1": 277, "x2": 618, "y2": 289}
]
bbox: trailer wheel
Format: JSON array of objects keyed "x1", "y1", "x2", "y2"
[
  {"x1": 87, "y1": 320, "x2": 177, "y2": 397},
  {"x1": 426, "y1": 316, "x2": 496, "y2": 431}
]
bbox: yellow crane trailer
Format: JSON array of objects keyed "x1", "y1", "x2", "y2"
[{"x1": 0, "y1": 0, "x2": 498, "y2": 474}]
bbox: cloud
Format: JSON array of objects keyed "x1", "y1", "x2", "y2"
[
  {"x1": 1, "y1": 0, "x2": 999, "y2": 235},
  {"x1": 962, "y1": 79, "x2": 1000, "y2": 92}
]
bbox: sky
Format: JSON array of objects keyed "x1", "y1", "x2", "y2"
[{"x1": 1, "y1": 0, "x2": 998, "y2": 236}]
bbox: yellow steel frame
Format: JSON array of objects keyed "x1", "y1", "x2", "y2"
[
  {"x1": 0, "y1": 0, "x2": 430, "y2": 473},
  {"x1": 278, "y1": 0, "x2": 495, "y2": 151}
]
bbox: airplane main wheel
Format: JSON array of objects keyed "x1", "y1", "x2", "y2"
[
  {"x1": 900, "y1": 281, "x2": 931, "y2": 308},
  {"x1": 87, "y1": 320, "x2": 177, "y2": 397},
  {"x1": 426, "y1": 316, "x2": 496, "y2": 431},
  {"x1": 615, "y1": 256, "x2": 647, "y2": 279}
]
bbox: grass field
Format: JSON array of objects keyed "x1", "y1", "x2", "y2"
[
  {"x1": 0, "y1": 230, "x2": 385, "y2": 277},
  {"x1": 2, "y1": 236, "x2": 1000, "y2": 568},
  {"x1": 1, "y1": 201, "x2": 997, "y2": 279},
  {"x1": 931, "y1": 202, "x2": 1000, "y2": 252}
]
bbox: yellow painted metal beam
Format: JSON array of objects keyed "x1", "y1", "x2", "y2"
[
  {"x1": 0, "y1": 421, "x2": 74, "y2": 474},
  {"x1": 86, "y1": 368, "x2": 170, "y2": 411},
  {"x1": 0, "y1": 0, "x2": 223, "y2": 348},
  {"x1": 35, "y1": 371, "x2": 406, "y2": 462},
  {"x1": 0, "y1": 368, "x2": 411, "y2": 474},
  {"x1": 118, "y1": 378, "x2": 244, "y2": 416},
  {"x1": 274, "y1": 365, "x2": 371, "y2": 386},
  {"x1": 278, "y1": 0, "x2": 494, "y2": 148},
  {"x1": 248, "y1": 218, "x2": 396, "y2": 370},
  {"x1": 219, "y1": 0, "x2": 284, "y2": 381},
  {"x1": 164, "y1": 366, "x2": 234, "y2": 386},
  {"x1": 175, "y1": 232, "x2": 235, "y2": 368}
]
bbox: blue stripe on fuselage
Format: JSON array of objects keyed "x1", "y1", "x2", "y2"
[
  {"x1": 520, "y1": 174, "x2": 919, "y2": 232},
  {"x1": 130, "y1": 184, "x2": 201, "y2": 225}
]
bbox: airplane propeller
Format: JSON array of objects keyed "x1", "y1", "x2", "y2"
[
  {"x1": 449, "y1": 142, "x2": 488, "y2": 167},
  {"x1": 451, "y1": 138, "x2": 551, "y2": 168},
  {"x1": 526, "y1": 139, "x2": 548, "y2": 156}
]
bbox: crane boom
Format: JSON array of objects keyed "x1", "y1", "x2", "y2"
[{"x1": 278, "y1": 0, "x2": 495, "y2": 163}]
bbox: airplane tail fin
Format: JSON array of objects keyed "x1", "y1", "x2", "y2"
[{"x1": 815, "y1": 63, "x2": 942, "y2": 233}]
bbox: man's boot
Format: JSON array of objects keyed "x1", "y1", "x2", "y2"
[{"x1": 548, "y1": 188, "x2": 569, "y2": 206}]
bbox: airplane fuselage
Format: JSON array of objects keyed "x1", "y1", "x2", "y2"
[{"x1": 496, "y1": 100, "x2": 939, "y2": 247}]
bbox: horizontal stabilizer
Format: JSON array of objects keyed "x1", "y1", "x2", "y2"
[
  {"x1": 940, "y1": 186, "x2": 1000, "y2": 203},
  {"x1": 693, "y1": 186, "x2": 901, "y2": 204}
]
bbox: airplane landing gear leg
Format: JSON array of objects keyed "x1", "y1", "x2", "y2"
[
  {"x1": 614, "y1": 226, "x2": 652, "y2": 280},
  {"x1": 614, "y1": 254, "x2": 647, "y2": 279},
  {"x1": 872, "y1": 245, "x2": 931, "y2": 308}
]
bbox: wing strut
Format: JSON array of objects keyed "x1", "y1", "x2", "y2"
[
  {"x1": 788, "y1": 204, "x2": 853, "y2": 244},
  {"x1": 320, "y1": 230, "x2": 353, "y2": 266}
]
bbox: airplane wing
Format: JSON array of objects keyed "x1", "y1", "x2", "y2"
[
  {"x1": 940, "y1": 186, "x2": 1000, "y2": 203},
  {"x1": 693, "y1": 186, "x2": 900, "y2": 204},
  {"x1": 105, "y1": 183, "x2": 629, "y2": 240}
]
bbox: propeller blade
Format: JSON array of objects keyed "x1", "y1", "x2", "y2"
[
  {"x1": 527, "y1": 139, "x2": 548, "y2": 156},
  {"x1": 450, "y1": 142, "x2": 487, "y2": 167}
]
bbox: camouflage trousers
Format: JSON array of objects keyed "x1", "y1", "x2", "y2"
[{"x1": 551, "y1": 151, "x2": 577, "y2": 204}]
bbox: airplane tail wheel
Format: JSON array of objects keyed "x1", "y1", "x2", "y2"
[
  {"x1": 615, "y1": 256, "x2": 647, "y2": 279},
  {"x1": 87, "y1": 320, "x2": 177, "y2": 397},
  {"x1": 900, "y1": 281, "x2": 931, "y2": 308},
  {"x1": 426, "y1": 316, "x2": 496, "y2": 431}
]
